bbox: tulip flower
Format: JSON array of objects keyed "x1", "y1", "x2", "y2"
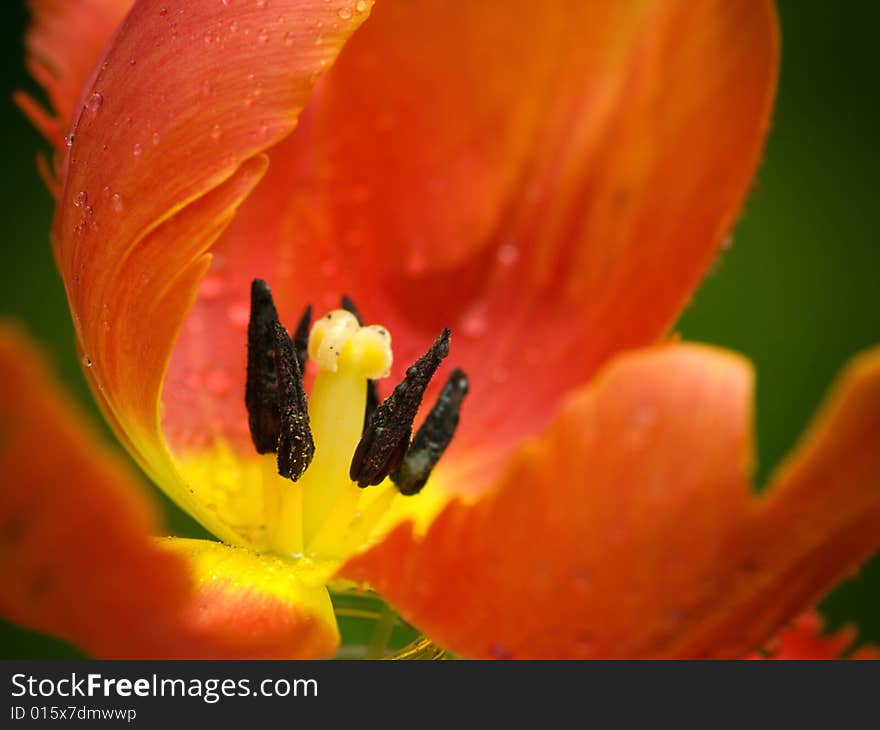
[{"x1": 2, "y1": 0, "x2": 879, "y2": 659}]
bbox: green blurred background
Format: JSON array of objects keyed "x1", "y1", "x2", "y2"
[{"x1": 1, "y1": 1, "x2": 878, "y2": 658}]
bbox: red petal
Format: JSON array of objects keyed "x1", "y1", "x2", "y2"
[
  {"x1": 341, "y1": 345, "x2": 880, "y2": 659},
  {"x1": 48, "y1": 0, "x2": 374, "y2": 542},
  {"x1": 753, "y1": 611, "x2": 879, "y2": 660},
  {"x1": 18, "y1": 0, "x2": 133, "y2": 149},
  {"x1": 167, "y1": 0, "x2": 779, "y2": 491},
  {"x1": 0, "y1": 324, "x2": 338, "y2": 658}
]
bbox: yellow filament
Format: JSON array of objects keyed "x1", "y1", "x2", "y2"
[{"x1": 269, "y1": 309, "x2": 394, "y2": 559}]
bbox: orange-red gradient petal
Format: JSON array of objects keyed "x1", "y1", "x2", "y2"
[
  {"x1": 16, "y1": 0, "x2": 133, "y2": 149},
  {"x1": 0, "y1": 323, "x2": 337, "y2": 658},
  {"x1": 166, "y1": 0, "x2": 779, "y2": 492},
  {"x1": 39, "y1": 0, "x2": 373, "y2": 541},
  {"x1": 341, "y1": 345, "x2": 880, "y2": 659}
]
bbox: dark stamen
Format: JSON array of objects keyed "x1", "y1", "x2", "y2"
[
  {"x1": 392, "y1": 369, "x2": 469, "y2": 495},
  {"x1": 364, "y1": 379, "x2": 380, "y2": 433},
  {"x1": 340, "y1": 294, "x2": 363, "y2": 324},
  {"x1": 349, "y1": 329, "x2": 451, "y2": 487},
  {"x1": 245, "y1": 279, "x2": 281, "y2": 453},
  {"x1": 273, "y1": 321, "x2": 315, "y2": 481},
  {"x1": 341, "y1": 294, "x2": 380, "y2": 433},
  {"x1": 292, "y1": 304, "x2": 312, "y2": 372}
]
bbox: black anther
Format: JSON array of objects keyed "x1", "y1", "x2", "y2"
[
  {"x1": 349, "y1": 329, "x2": 451, "y2": 487},
  {"x1": 273, "y1": 321, "x2": 315, "y2": 481},
  {"x1": 245, "y1": 279, "x2": 281, "y2": 454},
  {"x1": 292, "y1": 304, "x2": 312, "y2": 372},
  {"x1": 392, "y1": 369, "x2": 469, "y2": 495}
]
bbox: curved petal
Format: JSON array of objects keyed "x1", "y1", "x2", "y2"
[
  {"x1": 340, "y1": 344, "x2": 880, "y2": 659},
  {"x1": 16, "y1": 0, "x2": 133, "y2": 149},
  {"x1": 167, "y1": 0, "x2": 779, "y2": 494},
  {"x1": 157, "y1": 538, "x2": 338, "y2": 659},
  {"x1": 0, "y1": 324, "x2": 337, "y2": 658},
  {"x1": 45, "y1": 0, "x2": 374, "y2": 544},
  {"x1": 752, "y1": 612, "x2": 879, "y2": 660}
]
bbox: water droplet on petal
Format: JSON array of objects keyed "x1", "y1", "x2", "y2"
[
  {"x1": 85, "y1": 92, "x2": 104, "y2": 113},
  {"x1": 337, "y1": 6, "x2": 353, "y2": 19},
  {"x1": 461, "y1": 303, "x2": 489, "y2": 337},
  {"x1": 497, "y1": 243, "x2": 519, "y2": 266},
  {"x1": 227, "y1": 303, "x2": 250, "y2": 328},
  {"x1": 132, "y1": 143, "x2": 143, "y2": 157},
  {"x1": 73, "y1": 191, "x2": 88, "y2": 208},
  {"x1": 283, "y1": 31, "x2": 295, "y2": 46},
  {"x1": 491, "y1": 367, "x2": 509, "y2": 384},
  {"x1": 355, "y1": 0, "x2": 367, "y2": 12},
  {"x1": 200, "y1": 272, "x2": 226, "y2": 300},
  {"x1": 110, "y1": 193, "x2": 124, "y2": 212},
  {"x1": 82, "y1": 355, "x2": 93, "y2": 368},
  {"x1": 151, "y1": 131, "x2": 161, "y2": 145},
  {"x1": 210, "y1": 124, "x2": 222, "y2": 140},
  {"x1": 204, "y1": 367, "x2": 233, "y2": 396},
  {"x1": 257, "y1": 28, "x2": 270, "y2": 43}
]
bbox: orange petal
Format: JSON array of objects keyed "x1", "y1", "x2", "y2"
[
  {"x1": 0, "y1": 323, "x2": 338, "y2": 658},
  {"x1": 156, "y1": 538, "x2": 339, "y2": 659},
  {"x1": 47, "y1": 1, "x2": 374, "y2": 543},
  {"x1": 167, "y1": 0, "x2": 779, "y2": 491},
  {"x1": 341, "y1": 344, "x2": 880, "y2": 659},
  {"x1": 751, "y1": 611, "x2": 879, "y2": 660},
  {"x1": 0, "y1": 320, "x2": 189, "y2": 657},
  {"x1": 17, "y1": 0, "x2": 133, "y2": 150}
]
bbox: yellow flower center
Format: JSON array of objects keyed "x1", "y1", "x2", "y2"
[
  {"x1": 174, "y1": 281, "x2": 466, "y2": 579},
  {"x1": 268, "y1": 309, "x2": 397, "y2": 560}
]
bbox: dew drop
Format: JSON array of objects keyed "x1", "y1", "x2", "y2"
[
  {"x1": 355, "y1": 0, "x2": 367, "y2": 11},
  {"x1": 132, "y1": 143, "x2": 143, "y2": 157},
  {"x1": 319, "y1": 259, "x2": 339, "y2": 278},
  {"x1": 257, "y1": 28, "x2": 270, "y2": 43},
  {"x1": 405, "y1": 250, "x2": 428, "y2": 275},
  {"x1": 210, "y1": 124, "x2": 222, "y2": 140},
  {"x1": 151, "y1": 131, "x2": 161, "y2": 145},
  {"x1": 461, "y1": 303, "x2": 489, "y2": 337},
  {"x1": 82, "y1": 355, "x2": 93, "y2": 368},
  {"x1": 256, "y1": 0, "x2": 268, "y2": 8},
  {"x1": 204, "y1": 367, "x2": 233, "y2": 396},
  {"x1": 283, "y1": 31, "x2": 295, "y2": 46},
  {"x1": 337, "y1": 6, "x2": 353, "y2": 19},
  {"x1": 73, "y1": 190, "x2": 88, "y2": 208},
  {"x1": 227, "y1": 303, "x2": 250, "y2": 328},
  {"x1": 497, "y1": 243, "x2": 519, "y2": 266},
  {"x1": 491, "y1": 367, "x2": 509, "y2": 384},
  {"x1": 85, "y1": 92, "x2": 104, "y2": 113},
  {"x1": 64, "y1": 133, "x2": 75, "y2": 147},
  {"x1": 229, "y1": 20, "x2": 239, "y2": 32},
  {"x1": 110, "y1": 193, "x2": 124, "y2": 213},
  {"x1": 200, "y1": 272, "x2": 226, "y2": 300}
]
